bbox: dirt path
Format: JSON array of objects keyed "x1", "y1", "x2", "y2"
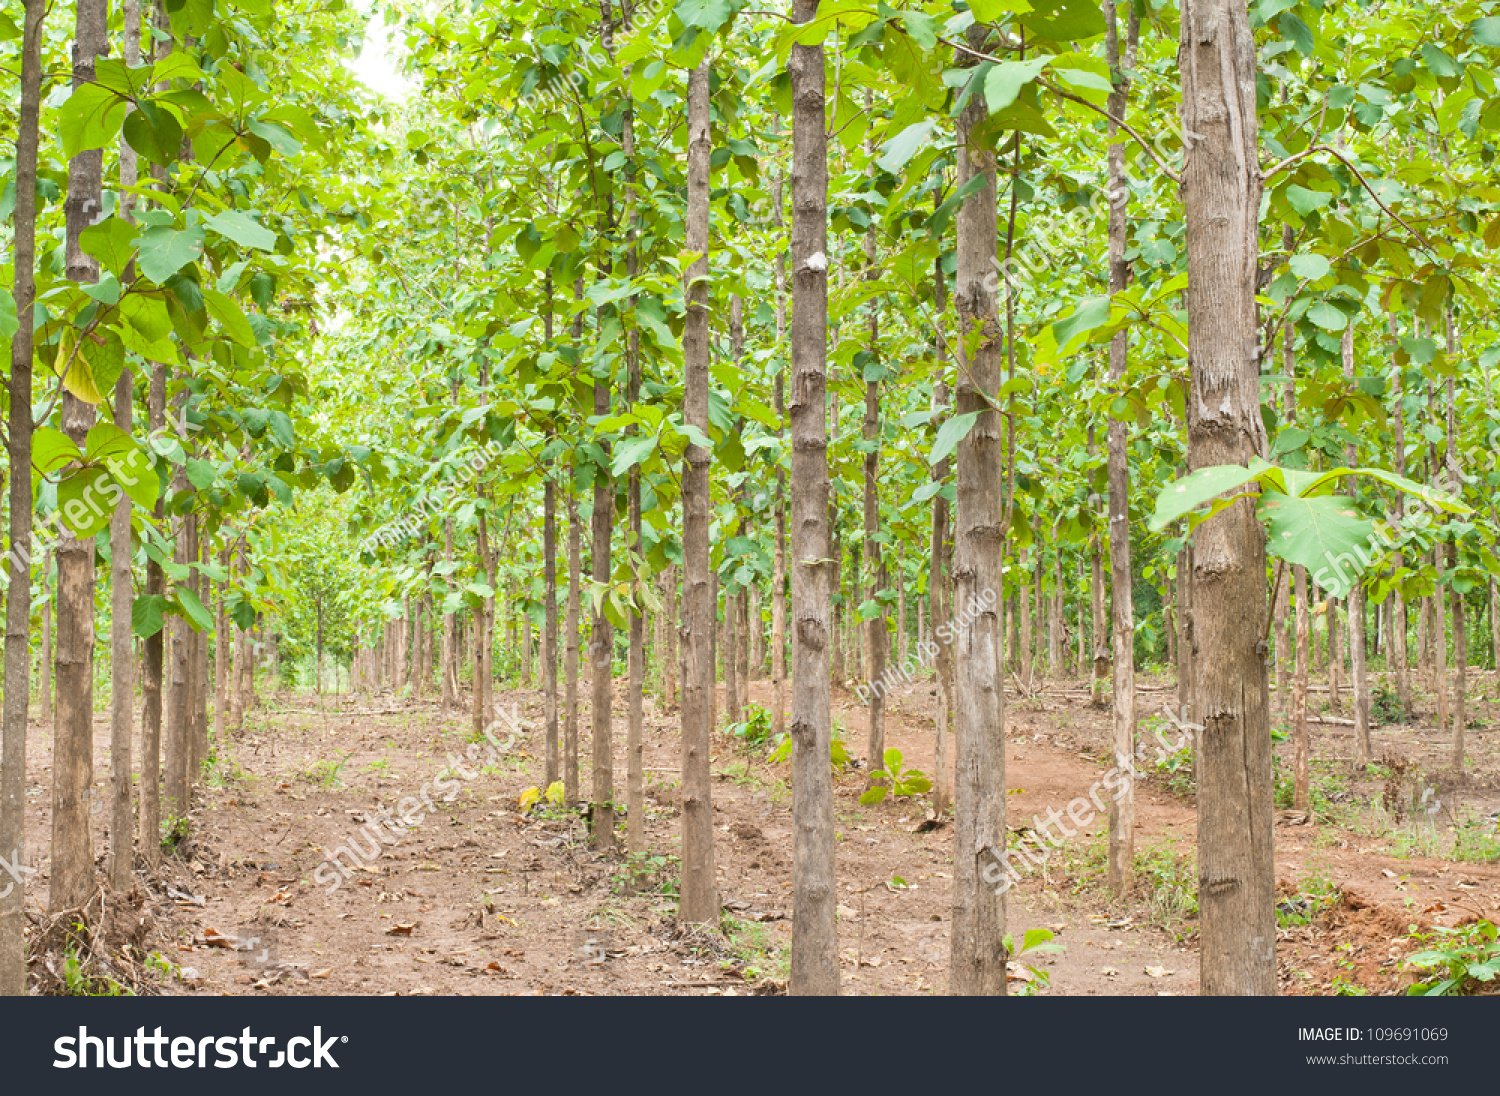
[{"x1": 22, "y1": 670, "x2": 1500, "y2": 995}]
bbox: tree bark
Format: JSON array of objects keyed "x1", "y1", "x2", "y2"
[
  {"x1": 565, "y1": 465, "x2": 582, "y2": 804},
  {"x1": 949, "y1": 24, "x2": 1008, "y2": 996},
  {"x1": 679, "y1": 58, "x2": 718, "y2": 924},
  {"x1": 52, "y1": 0, "x2": 107, "y2": 914},
  {"x1": 0, "y1": 0, "x2": 45, "y2": 996},
  {"x1": 787, "y1": 6, "x2": 837, "y2": 992},
  {"x1": 930, "y1": 239, "x2": 954, "y2": 821},
  {"x1": 1104, "y1": 0, "x2": 1139, "y2": 895},
  {"x1": 1180, "y1": 0, "x2": 1276, "y2": 995}
]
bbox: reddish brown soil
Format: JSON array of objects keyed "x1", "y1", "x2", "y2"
[{"x1": 21, "y1": 666, "x2": 1500, "y2": 995}]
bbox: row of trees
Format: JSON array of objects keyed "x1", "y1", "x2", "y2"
[{"x1": 5, "y1": 0, "x2": 1500, "y2": 997}]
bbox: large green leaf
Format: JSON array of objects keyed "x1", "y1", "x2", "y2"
[
  {"x1": 1308, "y1": 467, "x2": 1471, "y2": 515},
  {"x1": 1019, "y1": 0, "x2": 1106, "y2": 40},
  {"x1": 1258, "y1": 491, "x2": 1376, "y2": 599},
  {"x1": 1149, "y1": 459, "x2": 1277, "y2": 531},
  {"x1": 55, "y1": 466, "x2": 116, "y2": 538},
  {"x1": 59, "y1": 84, "x2": 129, "y2": 159},
  {"x1": 927, "y1": 411, "x2": 979, "y2": 467},
  {"x1": 984, "y1": 56, "x2": 1052, "y2": 114},
  {"x1": 876, "y1": 120, "x2": 937, "y2": 174},
  {"x1": 202, "y1": 209, "x2": 276, "y2": 252},
  {"x1": 135, "y1": 224, "x2": 204, "y2": 284},
  {"x1": 132, "y1": 594, "x2": 168, "y2": 638}
]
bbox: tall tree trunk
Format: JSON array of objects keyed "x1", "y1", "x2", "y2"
[
  {"x1": 949, "y1": 24, "x2": 1008, "y2": 996},
  {"x1": 108, "y1": 0, "x2": 144, "y2": 892},
  {"x1": 589, "y1": 357, "x2": 615, "y2": 854},
  {"x1": 140, "y1": 360, "x2": 167, "y2": 868},
  {"x1": 1, "y1": 0, "x2": 45, "y2": 995},
  {"x1": 1180, "y1": 0, "x2": 1276, "y2": 995},
  {"x1": 441, "y1": 519, "x2": 457, "y2": 708},
  {"x1": 771, "y1": 168, "x2": 789, "y2": 742},
  {"x1": 1104, "y1": 0, "x2": 1139, "y2": 895},
  {"x1": 1293, "y1": 565, "x2": 1310, "y2": 811},
  {"x1": 565, "y1": 468, "x2": 582, "y2": 804},
  {"x1": 679, "y1": 58, "x2": 717, "y2": 923},
  {"x1": 787, "y1": 7, "x2": 837, "y2": 991},
  {"x1": 1342, "y1": 327, "x2": 1370, "y2": 765},
  {"x1": 52, "y1": 0, "x2": 107, "y2": 913},
  {"x1": 624, "y1": 92, "x2": 645, "y2": 859},
  {"x1": 544, "y1": 472, "x2": 560, "y2": 788},
  {"x1": 861, "y1": 137, "x2": 887, "y2": 771},
  {"x1": 1018, "y1": 552, "x2": 1032, "y2": 692},
  {"x1": 930, "y1": 239, "x2": 954, "y2": 821},
  {"x1": 1388, "y1": 322, "x2": 1409, "y2": 717},
  {"x1": 1444, "y1": 313, "x2": 1465, "y2": 769}
]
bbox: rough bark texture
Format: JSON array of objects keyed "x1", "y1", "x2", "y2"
[
  {"x1": 1180, "y1": 0, "x2": 1276, "y2": 995},
  {"x1": 0, "y1": 0, "x2": 45, "y2": 996},
  {"x1": 1105, "y1": 0, "x2": 1138, "y2": 895},
  {"x1": 678, "y1": 59, "x2": 718, "y2": 925},
  {"x1": 590, "y1": 364, "x2": 615, "y2": 853},
  {"x1": 949, "y1": 25, "x2": 1008, "y2": 996},
  {"x1": 52, "y1": 0, "x2": 108, "y2": 914},
  {"x1": 930, "y1": 245, "x2": 953, "y2": 821},
  {"x1": 788, "y1": 5, "x2": 838, "y2": 992},
  {"x1": 1342, "y1": 327, "x2": 1370, "y2": 766}
]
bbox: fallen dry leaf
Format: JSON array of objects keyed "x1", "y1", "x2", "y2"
[
  {"x1": 385, "y1": 922, "x2": 416, "y2": 936},
  {"x1": 1145, "y1": 965, "x2": 1173, "y2": 978},
  {"x1": 203, "y1": 929, "x2": 235, "y2": 949}
]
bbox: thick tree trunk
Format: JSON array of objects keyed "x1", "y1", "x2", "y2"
[
  {"x1": 772, "y1": 171, "x2": 789, "y2": 742},
  {"x1": 949, "y1": 26, "x2": 1008, "y2": 996},
  {"x1": 930, "y1": 246, "x2": 954, "y2": 821},
  {"x1": 441, "y1": 520, "x2": 457, "y2": 708},
  {"x1": 109, "y1": 0, "x2": 143, "y2": 890},
  {"x1": 679, "y1": 59, "x2": 718, "y2": 924},
  {"x1": 52, "y1": 0, "x2": 107, "y2": 913},
  {"x1": 787, "y1": 7, "x2": 837, "y2": 992},
  {"x1": 861, "y1": 155, "x2": 887, "y2": 771},
  {"x1": 1342, "y1": 328, "x2": 1370, "y2": 765},
  {"x1": 1180, "y1": 0, "x2": 1276, "y2": 995},
  {"x1": 589, "y1": 343, "x2": 615, "y2": 851},
  {"x1": 1293, "y1": 566, "x2": 1310, "y2": 812},
  {"x1": 0, "y1": 0, "x2": 44, "y2": 995},
  {"x1": 1105, "y1": 0, "x2": 1138, "y2": 895},
  {"x1": 566, "y1": 475, "x2": 582, "y2": 803}
]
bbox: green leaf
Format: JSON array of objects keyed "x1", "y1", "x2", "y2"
[
  {"x1": 1285, "y1": 185, "x2": 1333, "y2": 216},
  {"x1": 122, "y1": 102, "x2": 184, "y2": 166},
  {"x1": 79, "y1": 217, "x2": 139, "y2": 277},
  {"x1": 610, "y1": 433, "x2": 657, "y2": 476},
  {"x1": 0, "y1": 288, "x2": 16, "y2": 338},
  {"x1": 107, "y1": 450, "x2": 159, "y2": 511},
  {"x1": 175, "y1": 586, "x2": 214, "y2": 632},
  {"x1": 202, "y1": 288, "x2": 258, "y2": 347},
  {"x1": 1305, "y1": 301, "x2": 1347, "y2": 332},
  {"x1": 675, "y1": 0, "x2": 736, "y2": 31},
  {"x1": 1051, "y1": 295, "x2": 1111, "y2": 355},
  {"x1": 984, "y1": 56, "x2": 1052, "y2": 114},
  {"x1": 132, "y1": 594, "x2": 168, "y2": 638},
  {"x1": 185, "y1": 457, "x2": 218, "y2": 490},
  {"x1": 1277, "y1": 11, "x2": 1314, "y2": 55},
  {"x1": 1472, "y1": 17, "x2": 1500, "y2": 46},
  {"x1": 1289, "y1": 254, "x2": 1330, "y2": 281},
  {"x1": 135, "y1": 224, "x2": 204, "y2": 284},
  {"x1": 202, "y1": 209, "x2": 276, "y2": 252},
  {"x1": 59, "y1": 84, "x2": 129, "y2": 159},
  {"x1": 1019, "y1": 0, "x2": 1106, "y2": 41},
  {"x1": 1259, "y1": 491, "x2": 1375, "y2": 599},
  {"x1": 928, "y1": 411, "x2": 979, "y2": 467},
  {"x1": 876, "y1": 120, "x2": 937, "y2": 174},
  {"x1": 32, "y1": 428, "x2": 83, "y2": 476},
  {"x1": 55, "y1": 466, "x2": 116, "y2": 538},
  {"x1": 1149, "y1": 460, "x2": 1276, "y2": 531}
]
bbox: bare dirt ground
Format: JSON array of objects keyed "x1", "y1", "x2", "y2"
[{"x1": 22, "y1": 664, "x2": 1500, "y2": 996}]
